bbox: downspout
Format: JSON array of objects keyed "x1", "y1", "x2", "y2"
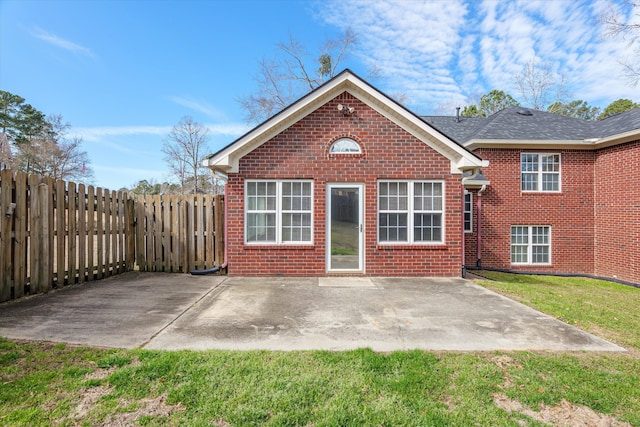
[
  {"x1": 476, "y1": 184, "x2": 487, "y2": 268},
  {"x1": 461, "y1": 185, "x2": 466, "y2": 278},
  {"x1": 190, "y1": 172, "x2": 228, "y2": 275}
]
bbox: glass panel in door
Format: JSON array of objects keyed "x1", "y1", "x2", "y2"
[{"x1": 330, "y1": 186, "x2": 360, "y2": 270}]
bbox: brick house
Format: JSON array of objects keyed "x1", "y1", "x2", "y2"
[
  {"x1": 205, "y1": 70, "x2": 640, "y2": 285},
  {"x1": 205, "y1": 70, "x2": 486, "y2": 277},
  {"x1": 424, "y1": 106, "x2": 640, "y2": 285}
]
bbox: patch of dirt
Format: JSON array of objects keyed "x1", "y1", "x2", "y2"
[
  {"x1": 98, "y1": 393, "x2": 184, "y2": 426},
  {"x1": 84, "y1": 366, "x2": 118, "y2": 381},
  {"x1": 83, "y1": 357, "x2": 141, "y2": 381},
  {"x1": 212, "y1": 419, "x2": 231, "y2": 426},
  {"x1": 490, "y1": 354, "x2": 523, "y2": 389},
  {"x1": 71, "y1": 385, "x2": 114, "y2": 420},
  {"x1": 493, "y1": 393, "x2": 632, "y2": 427},
  {"x1": 68, "y1": 387, "x2": 184, "y2": 425},
  {"x1": 69, "y1": 357, "x2": 183, "y2": 425}
]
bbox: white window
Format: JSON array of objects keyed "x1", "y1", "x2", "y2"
[
  {"x1": 245, "y1": 180, "x2": 313, "y2": 244},
  {"x1": 329, "y1": 138, "x2": 361, "y2": 154},
  {"x1": 521, "y1": 153, "x2": 561, "y2": 192},
  {"x1": 464, "y1": 192, "x2": 473, "y2": 232},
  {"x1": 511, "y1": 226, "x2": 551, "y2": 264},
  {"x1": 378, "y1": 181, "x2": 444, "y2": 244}
]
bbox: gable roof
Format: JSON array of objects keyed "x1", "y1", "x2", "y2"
[
  {"x1": 205, "y1": 69, "x2": 487, "y2": 174},
  {"x1": 423, "y1": 107, "x2": 640, "y2": 150}
]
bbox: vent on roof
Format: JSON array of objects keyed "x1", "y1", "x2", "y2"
[{"x1": 516, "y1": 108, "x2": 533, "y2": 116}]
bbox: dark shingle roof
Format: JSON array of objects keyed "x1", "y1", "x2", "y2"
[
  {"x1": 422, "y1": 116, "x2": 486, "y2": 144},
  {"x1": 422, "y1": 107, "x2": 640, "y2": 144},
  {"x1": 596, "y1": 108, "x2": 640, "y2": 137}
]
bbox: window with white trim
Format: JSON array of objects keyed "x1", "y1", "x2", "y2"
[
  {"x1": 464, "y1": 192, "x2": 473, "y2": 232},
  {"x1": 329, "y1": 138, "x2": 361, "y2": 154},
  {"x1": 511, "y1": 226, "x2": 551, "y2": 264},
  {"x1": 521, "y1": 153, "x2": 561, "y2": 192},
  {"x1": 245, "y1": 180, "x2": 313, "y2": 244},
  {"x1": 378, "y1": 180, "x2": 444, "y2": 244}
]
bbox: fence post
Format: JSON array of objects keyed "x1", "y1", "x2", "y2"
[
  {"x1": 0, "y1": 169, "x2": 13, "y2": 301},
  {"x1": 125, "y1": 195, "x2": 135, "y2": 271},
  {"x1": 31, "y1": 183, "x2": 52, "y2": 293}
]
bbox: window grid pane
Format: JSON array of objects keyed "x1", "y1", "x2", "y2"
[
  {"x1": 511, "y1": 226, "x2": 550, "y2": 264},
  {"x1": 378, "y1": 180, "x2": 444, "y2": 244},
  {"x1": 414, "y1": 213, "x2": 442, "y2": 242},
  {"x1": 246, "y1": 180, "x2": 312, "y2": 244},
  {"x1": 378, "y1": 212, "x2": 408, "y2": 242},
  {"x1": 522, "y1": 153, "x2": 560, "y2": 192},
  {"x1": 247, "y1": 213, "x2": 276, "y2": 242},
  {"x1": 330, "y1": 138, "x2": 361, "y2": 153},
  {"x1": 464, "y1": 193, "x2": 472, "y2": 232}
]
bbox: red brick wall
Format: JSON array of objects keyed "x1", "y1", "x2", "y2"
[
  {"x1": 594, "y1": 140, "x2": 640, "y2": 284},
  {"x1": 226, "y1": 92, "x2": 464, "y2": 276},
  {"x1": 466, "y1": 149, "x2": 595, "y2": 275}
]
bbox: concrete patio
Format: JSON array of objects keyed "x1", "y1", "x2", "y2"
[{"x1": 0, "y1": 272, "x2": 625, "y2": 352}]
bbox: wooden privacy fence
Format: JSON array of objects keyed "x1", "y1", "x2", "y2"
[
  {"x1": 134, "y1": 194, "x2": 224, "y2": 273},
  {"x1": 0, "y1": 170, "x2": 225, "y2": 303}
]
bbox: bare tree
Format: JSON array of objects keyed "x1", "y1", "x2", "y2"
[
  {"x1": 15, "y1": 114, "x2": 92, "y2": 181},
  {"x1": 514, "y1": 59, "x2": 568, "y2": 110},
  {"x1": 600, "y1": 1, "x2": 640, "y2": 86},
  {"x1": 238, "y1": 29, "x2": 357, "y2": 123},
  {"x1": 162, "y1": 116, "x2": 210, "y2": 194}
]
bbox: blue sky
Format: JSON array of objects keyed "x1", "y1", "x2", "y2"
[{"x1": 1, "y1": 0, "x2": 638, "y2": 190}]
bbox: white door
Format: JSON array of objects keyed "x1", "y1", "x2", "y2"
[{"x1": 327, "y1": 184, "x2": 364, "y2": 272}]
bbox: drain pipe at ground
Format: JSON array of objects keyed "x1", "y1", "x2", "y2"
[{"x1": 190, "y1": 173, "x2": 228, "y2": 275}]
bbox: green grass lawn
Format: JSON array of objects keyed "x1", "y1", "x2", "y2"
[{"x1": 1, "y1": 273, "x2": 639, "y2": 426}]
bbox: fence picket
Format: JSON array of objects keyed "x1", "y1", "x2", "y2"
[
  {"x1": 96, "y1": 187, "x2": 104, "y2": 280},
  {"x1": 55, "y1": 180, "x2": 65, "y2": 285},
  {"x1": 14, "y1": 172, "x2": 28, "y2": 298},
  {"x1": 87, "y1": 186, "x2": 95, "y2": 281},
  {"x1": 68, "y1": 181, "x2": 77, "y2": 285},
  {"x1": 77, "y1": 184, "x2": 86, "y2": 283},
  {"x1": 110, "y1": 191, "x2": 117, "y2": 275}
]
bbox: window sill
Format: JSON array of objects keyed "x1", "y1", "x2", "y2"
[
  {"x1": 376, "y1": 243, "x2": 448, "y2": 250},
  {"x1": 243, "y1": 244, "x2": 316, "y2": 250},
  {"x1": 521, "y1": 191, "x2": 562, "y2": 194},
  {"x1": 510, "y1": 263, "x2": 552, "y2": 267}
]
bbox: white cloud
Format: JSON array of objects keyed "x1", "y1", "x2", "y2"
[
  {"x1": 30, "y1": 27, "x2": 95, "y2": 57},
  {"x1": 318, "y1": 0, "x2": 640, "y2": 112},
  {"x1": 168, "y1": 96, "x2": 225, "y2": 120},
  {"x1": 72, "y1": 123, "x2": 248, "y2": 143}
]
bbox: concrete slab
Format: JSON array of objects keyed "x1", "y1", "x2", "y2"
[
  {"x1": 0, "y1": 272, "x2": 225, "y2": 348},
  {"x1": 0, "y1": 273, "x2": 624, "y2": 352},
  {"x1": 144, "y1": 276, "x2": 625, "y2": 352}
]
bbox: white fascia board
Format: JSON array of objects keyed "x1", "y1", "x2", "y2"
[
  {"x1": 593, "y1": 129, "x2": 640, "y2": 148},
  {"x1": 465, "y1": 131, "x2": 640, "y2": 151}
]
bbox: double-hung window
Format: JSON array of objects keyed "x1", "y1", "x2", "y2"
[
  {"x1": 464, "y1": 191, "x2": 473, "y2": 232},
  {"x1": 521, "y1": 153, "x2": 561, "y2": 192},
  {"x1": 378, "y1": 180, "x2": 444, "y2": 244},
  {"x1": 511, "y1": 226, "x2": 551, "y2": 264},
  {"x1": 245, "y1": 180, "x2": 313, "y2": 244}
]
